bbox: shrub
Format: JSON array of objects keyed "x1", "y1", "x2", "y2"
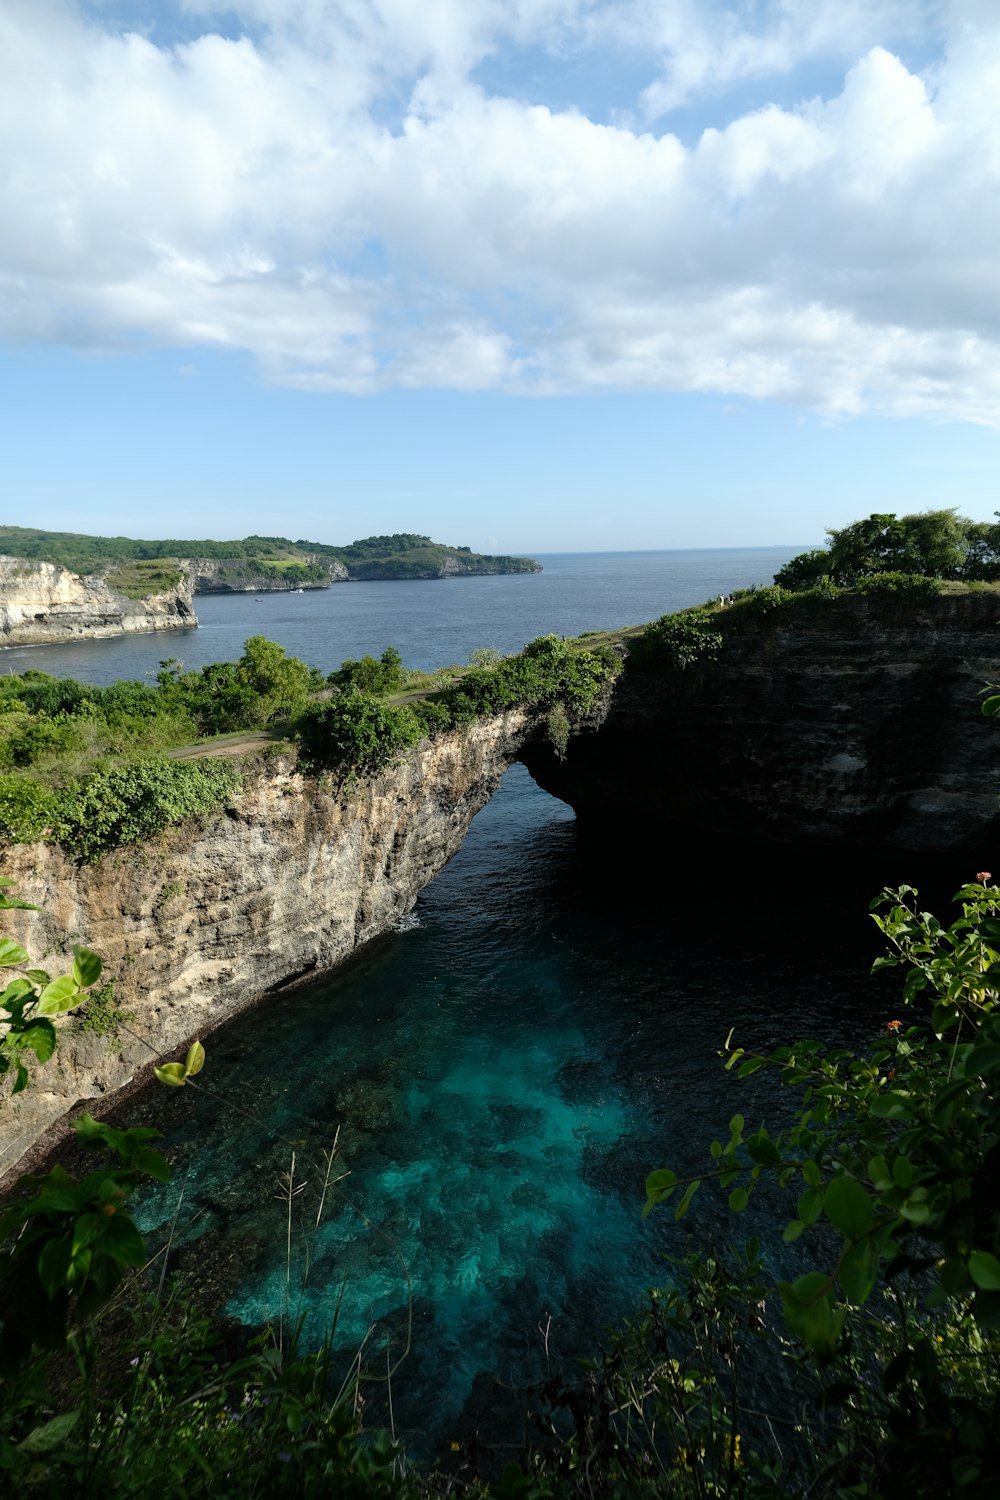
[
  {"x1": 327, "y1": 645, "x2": 405, "y2": 696},
  {"x1": 53, "y1": 758, "x2": 239, "y2": 863},
  {"x1": 855, "y1": 570, "x2": 940, "y2": 601},
  {"x1": 0, "y1": 775, "x2": 61, "y2": 842},
  {"x1": 627, "y1": 608, "x2": 723, "y2": 670},
  {"x1": 293, "y1": 692, "x2": 423, "y2": 778}
]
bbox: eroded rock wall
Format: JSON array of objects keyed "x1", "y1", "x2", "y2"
[
  {"x1": 0, "y1": 556, "x2": 196, "y2": 647},
  {"x1": 522, "y1": 594, "x2": 1000, "y2": 853},
  {"x1": 0, "y1": 714, "x2": 530, "y2": 1175}
]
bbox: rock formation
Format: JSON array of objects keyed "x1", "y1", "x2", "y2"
[
  {"x1": 0, "y1": 714, "x2": 532, "y2": 1175},
  {"x1": 0, "y1": 556, "x2": 196, "y2": 647},
  {"x1": 522, "y1": 593, "x2": 1000, "y2": 855},
  {"x1": 5, "y1": 593, "x2": 1000, "y2": 1172},
  {"x1": 187, "y1": 557, "x2": 348, "y2": 592}
]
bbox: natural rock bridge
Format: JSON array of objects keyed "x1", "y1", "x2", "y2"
[{"x1": 4, "y1": 592, "x2": 1000, "y2": 1172}]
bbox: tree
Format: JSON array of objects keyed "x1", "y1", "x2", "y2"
[{"x1": 776, "y1": 509, "x2": 973, "y2": 589}]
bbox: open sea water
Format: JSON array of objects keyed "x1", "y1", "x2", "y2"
[{"x1": 4, "y1": 549, "x2": 899, "y2": 1455}]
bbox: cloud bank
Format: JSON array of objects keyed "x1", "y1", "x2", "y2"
[{"x1": 2, "y1": 0, "x2": 998, "y2": 421}]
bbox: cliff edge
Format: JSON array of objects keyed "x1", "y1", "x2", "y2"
[{"x1": 0, "y1": 556, "x2": 197, "y2": 648}]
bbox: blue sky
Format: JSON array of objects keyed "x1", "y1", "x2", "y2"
[{"x1": 1, "y1": 1, "x2": 998, "y2": 554}]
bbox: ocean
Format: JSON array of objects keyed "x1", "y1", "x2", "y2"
[{"x1": 4, "y1": 548, "x2": 894, "y2": 1456}]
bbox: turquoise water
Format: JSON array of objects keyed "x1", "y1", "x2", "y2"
[
  {"x1": 9, "y1": 547, "x2": 893, "y2": 1451},
  {"x1": 130, "y1": 764, "x2": 885, "y2": 1453}
]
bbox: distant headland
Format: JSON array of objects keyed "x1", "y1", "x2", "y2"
[{"x1": 0, "y1": 528, "x2": 541, "y2": 647}]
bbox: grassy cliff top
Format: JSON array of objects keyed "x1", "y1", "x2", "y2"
[{"x1": 0, "y1": 526, "x2": 540, "y2": 579}]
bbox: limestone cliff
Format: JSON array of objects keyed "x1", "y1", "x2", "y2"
[
  {"x1": 0, "y1": 556, "x2": 197, "y2": 648},
  {"x1": 522, "y1": 593, "x2": 1000, "y2": 855},
  {"x1": 0, "y1": 714, "x2": 531, "y2": 1175},
  {"x1": 188, "y1": 557, "x2": 348, "y2": 592}
]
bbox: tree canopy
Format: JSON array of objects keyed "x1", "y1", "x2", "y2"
[{"x1": 775, "y1": 509, "x2": 1000, "y2": 588}]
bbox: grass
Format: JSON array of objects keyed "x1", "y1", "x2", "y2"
[{"x1": 104, "y1": 560, "x2": 184, "y2": 599}]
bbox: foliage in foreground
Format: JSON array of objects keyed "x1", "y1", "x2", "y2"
[{"x1": 5, "y1": 864, "x2": 1000, "y2": 1495}]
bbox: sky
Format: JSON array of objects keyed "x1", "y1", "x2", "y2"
[{"x1": 1, "y1": 0, "x2": 998, "y2": 555}]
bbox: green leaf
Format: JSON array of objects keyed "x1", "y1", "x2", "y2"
[
  {"x1": 891, "y1": 1156, "x2": 915, "y2": 1189},
  {"x1": 737, "y1": 1056, "x2": 767, "y2": 1077},
  {"x1": 839, "y1": 1238, "x2": 879, "y2": 1305},
  {"x1": 868, "y1": 1155, "x2": 892, "y2": 1190},
  {"x1": 18, "y1": 1411, "x2": 80, "y2": 1454},
  {"x1": 102, "y1": 1213, "x2": 147, "y2": 1265},
  {"x1": 729, "y1": 1187, "x2": 749, "y2": 1213},
  {"x1": 968, "y1": 1250, "x2": 1000, "y2": 1291},
  {"x1": 0, "y1": 939, "x2": 30, "y2": 967},
  {"x1": 728, "y1": 1114, "x2": 745, "y2": 1136},
  {"x1": 1, "y1": 977, "x2": 34, "y2": 1009},
  {"x1": 801, "y1": 1159, "x2": 822, "y2": 1187},
  {"x1": 824, "y1": 1176, "x2": 874, "y2": 1237},
  {"x1": 71, "y1": 945, "x2": 102, "y2": 989},
  {"x1": 154, "y1": 1062, "x2": 188, "y2": 1087},
  {"x1": 782, "y1": 1219, "x2": 806, "y2": 1243},
  {"x1": 184, "y1": 1039, "x2": 205, "y2": 1077},
  {"x1": 797, "y1": 1187, "x2": 824, "y2": 1226},
  {"x1": 746, "y1": 1131, "x2": 781, "y2": 1166},
  {"x1": 132, "y1": 1147, "x2": 171, "y2": 1183},
  {"x1": 37, "y1": 975, "x2": 80, "y2": 1015},
  {"x1": 870, "y1": 1093, "x2": 912, "y2": 1120},
  {"x1": 674, "y1": 1179, "x2": 701, "y2": 1221},
  {"x1": 20, "y1": 1020, "x2": 56, "y2": 1064},
  {"x1": 38, "y1": 1237, "x2": 73, "y2": 1299}
]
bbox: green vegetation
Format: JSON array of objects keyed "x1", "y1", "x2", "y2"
[
  {"x1": 635, "y1": 874, "x2": 1000, "y2": 1497},
  {"x1": 628, "y1": 606, "x2": 724, "y2": 670},
  {"x1": 295, "y1": 692, "x2": 424, "y2": 778},
  {"x1": 0, "y1": 636, "x2": 317, "y2": 860},
  {"x1": 6, "y1": 855, "x2": 1000, "y2": 1494},
  {"x1": 103, "y1": 559, "x2": 184, "y2": 599},
  {"x1": 295, "y1": 634, "x2": 621, "y2": 779},
  {"x1": 0, "y1": 633, "x2": 619, "y2": 856},
  {"x1": 775, "y1": 509, "x2": 1000, "y2": 590},
  {"x1": 327, "y1": 645, "x2": 406, "y2": 696},
  {"x1": 0, "y1": 526, "x2": 540, "y2": 583}
]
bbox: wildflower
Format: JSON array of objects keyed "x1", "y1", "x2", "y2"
[
  {"x1": 977, "y1": 871, "x2": 992, "y2": 883},
  {"x1": 885, "y1": 1019, "x2": 902, "y2": 1032},
  {"x1": 450, "y1": 1442, "x2": 461, "y2": 1452}
]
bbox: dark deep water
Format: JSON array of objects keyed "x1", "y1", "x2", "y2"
[{"x1": 3, "y1": 548, "x2": 918, "y2": 1455}]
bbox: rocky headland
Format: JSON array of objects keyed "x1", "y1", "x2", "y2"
[
  {"x1": 523, "y1": 592, "x2": 1000, "y2": 854},
  {"x1": 0, "y1": 555, "x2": 196, "y2": 648}
]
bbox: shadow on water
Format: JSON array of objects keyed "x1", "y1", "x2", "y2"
[{"x1": 77, "y1": 760, "x2": 974, "y2": 1458}]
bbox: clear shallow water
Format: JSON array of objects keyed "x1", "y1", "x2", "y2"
[{"x1": 8, "y1": 547, "x2": 892, "y2": 1453}]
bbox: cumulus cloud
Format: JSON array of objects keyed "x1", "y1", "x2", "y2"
[{"x1": 1, "y1": 0, "x2": 999, "y2": 421}]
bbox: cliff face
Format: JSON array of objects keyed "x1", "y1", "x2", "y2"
[
  {"x1": 522, "y1": 594, "x2": 1000, "y2": 854},
  {"x1": 188, "y1": 557, "x2": 348, "y2": 592},
  {"x1": 0, "y1": 714, "x2": 530, "y2": 1175},
  {"x1": 0, "y1": 556, "x2": 197, "y2": 647}
]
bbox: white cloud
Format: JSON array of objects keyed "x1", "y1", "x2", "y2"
[{"x1": 1, "y1": 0, "x2": 999, "y2": 421}]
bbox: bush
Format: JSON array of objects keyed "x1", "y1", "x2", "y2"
[
  {"x1": 627, "y1": 608, "x2": 723, "y2": 670},
  {"x1": 0, "y1": 775, "x2": 61, "y2": 842},
  {"x1": 53, "y1": 759, "x2": 239, "y2": 863},
  {"x1": 855, "y1": 570, "x2": 940, "y2": 601},
  {"x1": 293, "y1": 692, "x2": 423, "y2": 778},
  {"x1": 327, "y1": 646, "x2": 405, "y2": 696}
]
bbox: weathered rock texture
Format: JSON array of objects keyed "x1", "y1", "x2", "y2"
[
  {"x1": 188, "y1": 557, "x2": 348, "y2": 592},
  {"x1": 5, "y1": 594, "x2": 1000, "y2": 1173},
  {"x1": 522, "y1": 593, "x2": 1000, "y2": 853},
  {"x1": 0, "y1": 556, "x2": 197, "y2": 647},
  {"x1": 0, "y1": 715, "x2": 531, "y2": 1175}
]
